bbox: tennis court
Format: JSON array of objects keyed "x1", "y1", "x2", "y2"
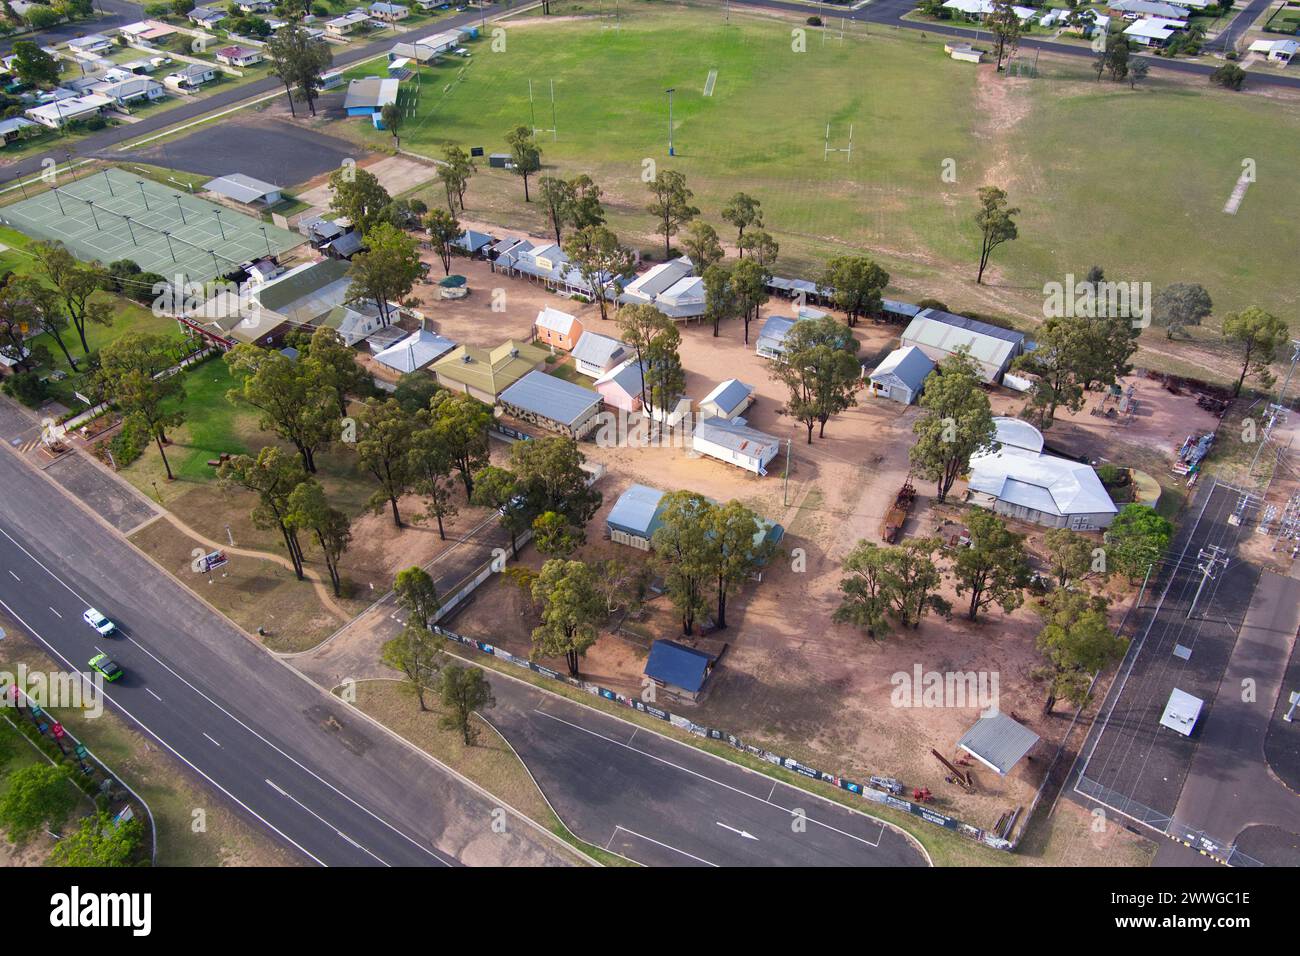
[{"x1": 0, "y1": 167, "x2": 304, "y2": 284}]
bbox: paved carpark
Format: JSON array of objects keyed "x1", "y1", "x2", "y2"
[
  {"x1": 112, "y1": 110, "x2": 367, "y2": 193},
  {"x1": 1265, "y1": 595, "x2": 1300, "y2": 793},
  {"x1": 1071, "y1": 480, "x2": 1262, "y2": 845}
]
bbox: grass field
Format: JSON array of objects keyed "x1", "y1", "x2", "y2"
[{"x1": 340, "y1": 0, "x2": 1300, "y2": 348}]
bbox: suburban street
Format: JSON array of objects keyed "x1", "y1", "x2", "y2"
[{"x1": 0, "y1": 402, "x2": 578, "y2": 868}]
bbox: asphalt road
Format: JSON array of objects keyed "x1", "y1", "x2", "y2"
[
  {"x1": 736, "y1": 0, "x2": 1300, "y2": 89},
  {"x1": 0, "y1": 416, "x2": 574, "y2": 867},
  {"x1": 482, "y1": 670, "x2": 929, "y2": 866},
  {"x1": 0, "y1": 0, "x2": 144, "y2": 58}
]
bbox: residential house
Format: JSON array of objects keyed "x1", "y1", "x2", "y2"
[
  {"x1": 692, "y1": 417, "x2": 780, "y2": 476},
  {"x1": 24, "y1": 93, "x2": 110, "y2": 129},
  {"x1": 189, "y1": 6, "x2": 228, "y2": 28},
  {"x1": 942, "y1": 0, "x2": 1038, "y2": 20},
  {"x1": 1250, "y1": 38, "x2": 1298, "y2": 64},
  {"x1": 237, "y1": 0, "x2": 276, "y2": 12},
  {"x1": 644, "y1": 640, "x2": 715, "y2": 702},
  {"x1": 496, "y1": 241, "x2": 606, "y2": 296},
  {"x1": 570, "y1": 330, "x2": 630, "y2": 378},
  {"x1": 534, "y1": 306, "x2": 583, "y2": 352},
  {"x1": 95, "y1": 76, "x2": 165, "y2": 107},
  {"x1": 323, "y1": 231, "x2": 363, "y2": 260},
  {"x1": 297, "y1": 214, "x2": 346, "y2": 247},
  {"x1": 620, "y1": 255, "x2": 695, "y2": 307},
  {"x1": 0, "y1": 116, "x2": 38, "y2": 144},
  {"x1": 373, "y1": 328, "x2": 456, "y2": 374},
  {"x1": 1122, "y1": 16, "x2": 1188, "y2": 46},
  {"x1": 369, "y1": 2, "x2": 410, "y2": 21},
  {"x1": 868, "y1": 346, "x2": 935, "y2": 405},
  {"x1": 431, "y1": 340, "x2": 548, "y2": 404},
  {"x1": 966, "y1": 418, "x2": 1117, "y2": 530},
  {"x1": 120, "y1": 20, "x2": 178, "y2": 42},
  {"x1": 698, "y1": 379, "x2": 754, "y2": 420},
  {"x1": 215, "y1": 45, "x2": 264, "y2": 68},
  {"x1": 67, "y1": 34, "x2": 113, "y2": 57},
  {"x1": 164, "y1": 63, "x2": 218, "y2": 91},
  {"x1": 204, "y1": 173, "x2": 283, "y2": 207},
  {"x1": 326, "y1": 11, "x2": 370, "y2": 35},
  {"x1": 1108, "y1": 0, "x2": 1190, "y2": 18},
  {"x1": 899, "y1": 308, "x2": 1025, "y2": 384},
  {"x1": 593, "y1": 359, "x2": 644, "y2": 413},
  {"x1": 497, "y1": 370, "x2": 603, "y2": 439},
  {"x1": 606, "y1": 482, "x2": 785, "y2": 555}
]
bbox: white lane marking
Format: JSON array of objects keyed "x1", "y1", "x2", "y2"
[
  {"x1": 0, "y1": 595, "x2": 325, "y2": 867},
  {"x1": 48, "y1": 606, "x2": 61, "y2": 618},
  {"x1": 7, "y1": 570, "x2": 18, "y2": 581},
  {"x1": 145, "y1": 688, "x2": 163, "y2": 702},
  {"x1": 266, "y1": 779, "x2": 389, "y2": 867},
  {"x1": 611, "y1": 825, "x2": 718, "y2": 867},
  {"x1": 0, "y1": 523, "x2": 450, "y2": 868},
  {"x1": 533, "y1": 708, "x2": 884, "y2": 850},
  {"x1": 716, "y1": 821, "x2": 759, "y2": 840},
  {"x1": 203, "y1": 732, "x2": 221, "y2": 747}
]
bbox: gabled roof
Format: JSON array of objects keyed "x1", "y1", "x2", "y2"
[
  {"x1": 453, "y1": 229, "x2": 493, "y2": 253},
  {"x1": 593, "y1": 357, "x2": 644, "y2": 399},
  {"x1": 498, "y1": 370, "x2": 601, "y2": 427},
  {"x1": 204, "y1": 172, "x2": 280, "y2": 204},
  {"x1": 694, "y1": 416, "x2": 780, "y2": 462},
  {"x1": 903, "y1": 310, "x2": 1020, "y2": 368},
  {"x1": 534, "y1": 306, "x2": 577, "y2": 337},
  {"x1": 869, "y1": 346, "x2": 935, "y2": 392},
  {"x1": 699, "y1": 378, "x2": 753, "y2": 417},
  {"x1": 644, "y1": 640, "x2": 712, "y2": 693},
  {"x1": 256, "y1": 259, "x2": 350, "y2": 315},
  {"x1": 624, "y1": 255, "x2": 694, "y2": 300},
  {"x1": 571, "y1": 330, "x2": 628, "y2": 369},
  {"x1": 755, "y1": 314, "x2": 802, "y2": 353},
  {"x1": 374, "y1": 328, "x2": 456, "y2": 372}
]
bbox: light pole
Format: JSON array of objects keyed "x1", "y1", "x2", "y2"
[
  {"x1": 259, "y1": 226, "x2": 271, "y2": 257},
  {"x1": 174, "y1": 195, "x2": 187, "y2": 225},
  {"x1": 213, "y1": 210, "x2": 226, "y2": 241},
  {"x1": 664, "y1": 88, "x2": 675, "y2": 156},
  {"x1": 136, "y1": 179, "x2": 150, "y2": 211}
]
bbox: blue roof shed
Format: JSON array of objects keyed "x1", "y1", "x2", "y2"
[
  {"x1": 606, "y1": 483, "x2": 666, "y2": 538},
  {"x1": 644, "y1": 640, "x2": 713, "y2": 695}
]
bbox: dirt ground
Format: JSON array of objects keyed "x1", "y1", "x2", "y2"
[
  {"x1": 434, "y1": 266, "x2": 1132, "y2": 832},
  {"x1": 295, "y1": 154, "x2": 440, "y2": 215}
]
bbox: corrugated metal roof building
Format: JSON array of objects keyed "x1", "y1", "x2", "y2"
[
  {"x1": 957, "y1": 712, "x2": 1040, "y2": 775},
  {"x1": 497, "y1": 370, "x2": 602, "y2": 438},
  {"x1": 900, "y1": 308, "x2": 1024, "y2": 384}
]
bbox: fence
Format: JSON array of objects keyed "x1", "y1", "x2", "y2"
[
  {"x1": 429, "y1": 620, "x2": 1011, "y2": 853},
  {"x1": 1, "y1": 682, "x2": 157, "y2": 864}
]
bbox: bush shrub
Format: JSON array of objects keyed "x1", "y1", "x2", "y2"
[{"x1": 1, "y1": 370, "x2": 49, "y2": 407}]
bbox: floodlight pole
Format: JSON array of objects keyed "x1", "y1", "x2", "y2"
[
  {"x1": 123, "y1": 215, "x2": 137, "y2": 246},
  {"x1": 86, "y1": 200, "x2": 100, "y2": 230},
  {"x1": 210, "y1": 251, "x2": 221, "y2": 276},
  {"x1": 162, "y1": 231, "x2": 177, "y2": 263},
  {"x1": 550, "y1": 78, "x2": 557, "y2": 142},
  {"x1": 260, "y1": 226, "x2": 271, "y2": 256},
  {"x1": 174, "y1": 195, "x2": 187, "y2": 225},
  {"x1": 665, "y1": 87, "x2": 675, "y2": 156},
  {"x1": 136, "y1": 179, "x2": 150, "y2": 211},
  {"x1": 16, "y1": 175, "x2": 29, "y2": 200},
  {"x1": 213, "y1": 210, "x2": 226, "y2": 241},
  {"x1": 102, "y1": 168, "x2": 115, "y2": 196}
]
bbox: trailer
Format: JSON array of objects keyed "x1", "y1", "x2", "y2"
[{"x1": 879, "y1": 480, "x2": 916, "y2": 543}]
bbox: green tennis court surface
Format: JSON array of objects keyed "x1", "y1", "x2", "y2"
[{"x1": 0, "y1": 167, "x2": 304, "y2": 284}]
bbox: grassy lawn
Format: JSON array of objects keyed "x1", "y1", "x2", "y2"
[
  {"x1": 334, "y1": 0, "x2": 1298, "y2": 347},
  {"x1": 345, "y1": 679, "x2": 623, "y2": 865}
]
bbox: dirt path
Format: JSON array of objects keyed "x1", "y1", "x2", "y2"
[{"x1": 153, "y1": 511, "x2": 352, "y2": 626}]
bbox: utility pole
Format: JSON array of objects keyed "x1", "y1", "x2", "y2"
[
  {"x1": 1186, "y1": 545, "x2": 1227, "y2": 620},
  {"x1": 782, "y1": 438, "x2": 791, "y2": 506},
  {"x1": 1247, "y1": 340, "x2": 1299, "y2": 476}
]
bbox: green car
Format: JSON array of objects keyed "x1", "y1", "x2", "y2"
[{"x1": 88, "y1": 653, "x2": 123, "y2": 683}]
